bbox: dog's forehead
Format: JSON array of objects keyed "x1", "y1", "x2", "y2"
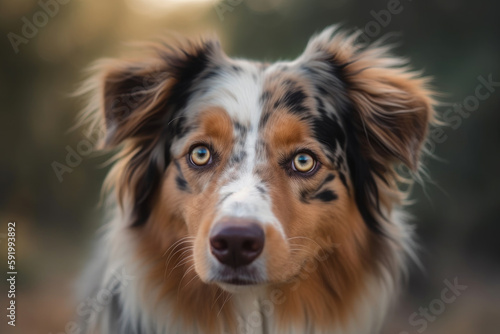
[
  {"x1": 172, "y1": 57, "x2": 347, "y2": 169},
  {"x1": 192, "y1": 60, "x2": 278, "y2": 125},
  {"x1": 173, "y1": 61, "x2": 291, "y2": 145}
]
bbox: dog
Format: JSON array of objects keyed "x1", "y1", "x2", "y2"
[{"x1": 78, "y1": 26, "x2": 436, "y2": 334}]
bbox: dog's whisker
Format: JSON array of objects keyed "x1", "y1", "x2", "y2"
[
  {"x1": 163, "y1": 237, "x2": 195, "y2": 258},
  {"x1": 164, "y1": 244, "x2": 194, "y2": 271},
  {"x1": 179, "y1": 264, "x2": 196, "y2": 282},
  {"x1": 176, "y1": 265, "x2": 197, "y2": 297},
  {"x1": 163, "y1": 240, "x2": 194, "y2": 271},
  {"x1": 217, "y1": 292, "x2": 233, "y2": 318},
  {"x1": 167, "y1": 255, "x2": 194, "y2": 278},
  {"x1": 164, "y1": 253, "x2": 194, "y2": 281},
  {"x1": 287, "y1": 236, "x2": 323, "y2": 249},
  {"x1": 211, "y1": 289, "x2": 226, "y2": 310},
  {"x1": 173, "y1": 254, "x2": 194, "y2": 269},
  {"x1": 181, "y1": 270, "x2": 199, "y2": 290}
]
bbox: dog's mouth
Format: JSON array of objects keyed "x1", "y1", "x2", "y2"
[
  {"x1": 211, "y1": 266, "x2": 264, "y2": 287},
  {"x1": 220, "y1": 277, "x2": 256, "y2": 285}
]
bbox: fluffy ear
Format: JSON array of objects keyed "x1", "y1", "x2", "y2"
[
  {"x1": 93, "y1": 38, "x2": 223, "y2": 147},
  {"x1": 300, "y1": 26, "x2": 436, "y2": 173},
  {"x1": 80, "y1": 37, "x2": 223, "y2": 227},
  {"x1": 298, "y1": 27, "x2": 436, "y2": 235},
  {"x1": 99, "y1": 58, "x2": 169, "y2": 146}
]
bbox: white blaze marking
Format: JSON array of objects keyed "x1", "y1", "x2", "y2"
[{"x1": 210, "y1": 62, "x2": 285, "y2": 236}]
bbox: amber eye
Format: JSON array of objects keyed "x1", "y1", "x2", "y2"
[
  {"x1": 293, "y1": 153, "x2": 316, "y2": 173},
  {"x1": 190, "y1": 146, "x2": 211, "y2": 166}
]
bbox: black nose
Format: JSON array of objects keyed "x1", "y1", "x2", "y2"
[{"x1": 209, "y1": 218, "x2": 265, "y2": 268}]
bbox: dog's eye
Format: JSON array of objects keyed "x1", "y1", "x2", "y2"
[
  {"x1": 190, "y1": 146, "x2": 211, "y2": 166},
  {"x1": 292, "y1": 153, "x2": 316, "y2": 173}
]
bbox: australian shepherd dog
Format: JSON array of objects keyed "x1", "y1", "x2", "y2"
[{"x1": 78, "y1": 26, "x2": 436, "y2": 334}]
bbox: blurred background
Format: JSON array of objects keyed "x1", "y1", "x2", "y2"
[{"x1": 0, "y1": 0, "x2": 499, "y2": 333}]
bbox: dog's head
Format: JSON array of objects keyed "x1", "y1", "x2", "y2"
[{"x1": 87, "y1": 27, "x2": 434, "y2": 293}]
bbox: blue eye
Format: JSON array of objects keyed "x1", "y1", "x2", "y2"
[
  {"x1": 293, "y1": 153, "x2": 315, "y2": 173},
  {"x1": 190, "y1": 146, "x2": 211, "y2": 166}
]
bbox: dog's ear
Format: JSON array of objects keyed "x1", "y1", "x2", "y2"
[
  {"x1": 99, "y1": 58, "x2": 169, "y2": 146},
  {"x1": 92, "y1": 38, "x2": 223, "y2": 148},
  {"x1": 298, "y1": 27, "x2": 436, "y2": 233},
  {"x1": 299, "y1": 27, "x2": 436, "y2": 171}
]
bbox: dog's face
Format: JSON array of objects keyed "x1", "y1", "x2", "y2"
[
  {"x1": 163, "y1": 64, "x2": 360, "y2": 287},
  {"x1": 93, "y1": 28, "x2": 434, "y2": 293}
]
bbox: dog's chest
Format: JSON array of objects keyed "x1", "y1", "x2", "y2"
[{"x1": 228, "y1": 289, "x2": 270, "y2": 334}]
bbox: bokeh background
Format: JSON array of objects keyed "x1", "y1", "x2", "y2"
[{"x1": 1, "y1": 0, "x2": 499, "y2": 333}]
